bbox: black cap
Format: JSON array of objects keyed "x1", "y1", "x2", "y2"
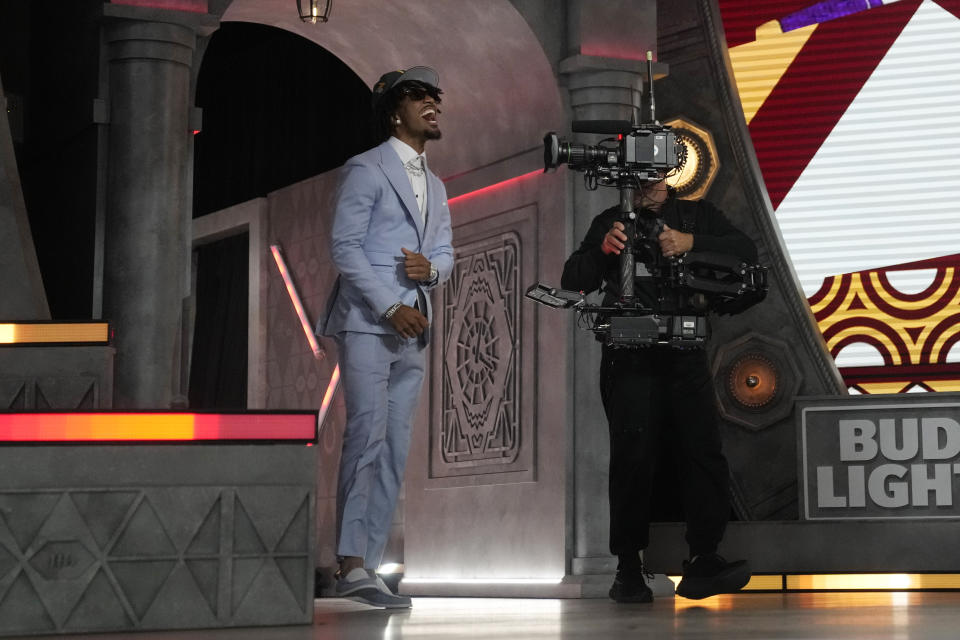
[{"x1": 371, "y1": 66, "x2": 440, "y2": 106}]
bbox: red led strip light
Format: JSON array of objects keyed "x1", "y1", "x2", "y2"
[
  {"x1": 0, "y1": 412, "x2": 317, "y2": 442},
  {"x1": 447, "y1": 170, "x2": 542, "y2": 206}
]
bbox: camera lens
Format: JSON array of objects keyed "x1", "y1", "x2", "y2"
[
  {"x1": 565, "y1": 144, "x2": 595, "y2": 166},
  {"x1": 543, "y1": 132, "x2": 561, "y2": 170}
]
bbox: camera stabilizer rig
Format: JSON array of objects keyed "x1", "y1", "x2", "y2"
[
  {"x1": 527, "y1": 249, "x2": 767, "y2": 348},
  {"x1": 526, "y1": 52, "x2": 767, "y2": 349}
]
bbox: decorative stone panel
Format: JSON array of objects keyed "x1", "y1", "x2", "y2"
[{"x1": 429, "y1": 205, "x2": 538, "y2": 484}]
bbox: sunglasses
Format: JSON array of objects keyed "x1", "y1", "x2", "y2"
[{"x1": 399, "y1": 83, "x2": 442, "y2": 103}]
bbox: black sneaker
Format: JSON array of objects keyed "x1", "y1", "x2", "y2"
[
  {"x1": 608, "y1": 569, "x2": 654, "y2": 603},
  {"x1": 675, "y1": 553, "x2": 751, "y2": 600}
]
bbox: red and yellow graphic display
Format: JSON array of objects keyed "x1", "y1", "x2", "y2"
[
  {"x1": 719, "y1": 0, "x2": 960, "y2": 392},
  {"x1": 0, "y1": 413, "x2": 317, "y2": 442},
  {"x1": 811, "y1": 260, "x2": 960, "y2": 393}
]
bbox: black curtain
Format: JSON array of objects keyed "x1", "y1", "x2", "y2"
[
  {"x1": 189, "y1": 22, "x2": 377, "y2": 407},
  {"x1": 189, "y1": 233, "x2": 248, "y2": 409},
  {"x1": 193, "y1": 22, "x2": 377, "y2": 217}
]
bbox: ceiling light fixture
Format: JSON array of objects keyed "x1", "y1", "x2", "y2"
[{"x1": 296, "y1": 0, "x2": 332, "y2": 24}]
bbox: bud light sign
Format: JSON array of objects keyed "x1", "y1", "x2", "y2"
[{"x1": 799, "y1": 396, "x2": 960, "y2": 520}]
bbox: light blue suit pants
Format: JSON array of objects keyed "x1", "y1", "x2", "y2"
[{"x1": 335, "y1": 331, "x2": 426, "y2": 569}]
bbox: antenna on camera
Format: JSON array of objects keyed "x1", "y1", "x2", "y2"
[{"x1": 646, "y1": 50, "x2": 657, "y2": 125}]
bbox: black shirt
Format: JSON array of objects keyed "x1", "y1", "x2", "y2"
[{"x1": 561, "y1": 196, "x2": 757, "y2": 312}]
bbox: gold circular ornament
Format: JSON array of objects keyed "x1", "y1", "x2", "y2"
[{"x1": 663, "y1": 117, "x2": 719, "y2": 201}]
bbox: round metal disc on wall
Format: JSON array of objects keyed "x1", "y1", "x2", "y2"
[
  {"x1": 712, "y1": 332, "x2": 802, "y2": 431},
  {"x1": 728, "y1": 352, "x2": 779, "y2": 409}
]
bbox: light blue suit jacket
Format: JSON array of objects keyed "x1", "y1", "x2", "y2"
[{"x1": 318, "y1": 140, "x2": 454, "y2": 336}]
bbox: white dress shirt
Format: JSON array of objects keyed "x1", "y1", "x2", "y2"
[{"x1": 387, "y1": 136, "x2": 427, "y2": 223}]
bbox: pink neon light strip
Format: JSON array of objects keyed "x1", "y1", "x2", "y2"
[
  {"x1": 317, "y1": 364, "x2": 340, "y2": 431},
  {"x1": 447, "y1": 170, "x2": 542, "y2": 206},
  {"x1": 270, "y1": 244, "x2": 324, "y2": 360},
  {"x1": 0, "y1": 413, "x2": 317, "y2": 442}
]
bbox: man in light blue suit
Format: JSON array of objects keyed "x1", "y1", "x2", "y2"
[{"x1": 318, "y1": 66, "x2": 453, "y2": 608}]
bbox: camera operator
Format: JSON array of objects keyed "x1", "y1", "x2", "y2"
[{"x1": 561, "y1": 178, "x2": 756, "y2": 602}]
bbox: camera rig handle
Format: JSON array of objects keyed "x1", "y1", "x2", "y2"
[{"x1": 619, "y1": 186, "x2": 636, "y2": 303}]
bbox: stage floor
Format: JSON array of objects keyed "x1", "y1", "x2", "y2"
[{"x1": 10, "y1": 592, "x2": 960, "y2": 639}]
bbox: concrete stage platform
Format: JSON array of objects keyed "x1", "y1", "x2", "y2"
[
  {"x1": 0, "y1": 412, "x2": 318, "y2": 636},
  {"x1": 7, "y1": 592, "x2": 960, "y2": 639}
]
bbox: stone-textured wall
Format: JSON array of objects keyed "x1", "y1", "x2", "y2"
[
  {"x1": 262, "y1": 172, "x2": 352, "y2": 583},
  {"x1": 402, "y1": 167, "x2": 571, "y2": 590}
]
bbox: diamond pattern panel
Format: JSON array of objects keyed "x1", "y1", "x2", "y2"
[
  {"x1": 0, "y1": 486, "x2": 312, "y2": 635},
  {"x1": 0, "y1": 546, "x2": 16, "y2": 583},
  {"x1": 0, "y1": 380, "x2": 25, "y2": 410},
  {"x1": 0, "y1": 572, "x2": 55, "y2": 634},
  {"x1": 184, "y1": 559, "x2": 219, "y2": 615},
  {"x1": 275, "y1": 496, "x2": 309, "y2": 554},
  {"x1": 61, "y1": 569, "x2": 130, "y2": 632},
  {"x1": 232, "y1": 498, "x2": 266, "y2": 555},
  {"x1": 34, "y1": 377, "x2": 97, "y2": 410},
  {"x1": 69, "y1": 491, "x2": 138, "y2": 550},
  {"x1": 146, "y1": 488, "x2": 221, "y2": 554},
  {"x1": 109, "y1": 560, "x2": 176, "y2": 619},
  {"x1": 231, "y1": 557, "x2": 265, "y2": 611},
  {"x1": 109, "y1": 499, "x2": 177, "y2": 557},
  {"x1": 230, "y1": 559, "x2": 305, "y2": 626},
  {"x1": 186, "y1": 498, "x2": 221, "y2": 556},
  {"x1": 138, "y1": 562, "x2": 218, "y2": 629},
  {"x1": 275, "y1": 557, "x2": 308, "y2": 612},
  {"x1": 235, "y1": 487, "x2": 309, "y2": 552},
  {"x1": 0, "y1": 493, "x2": 60, "y2": 552}
]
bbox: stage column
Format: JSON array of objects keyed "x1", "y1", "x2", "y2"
[
  {"x1": 100, "y1": 5, "x2": 215, "y2": 408},
  {"x1": 559, "y1": 0, "x2": 670, "y2": 588}
]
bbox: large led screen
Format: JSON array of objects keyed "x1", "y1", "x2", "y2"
[{"x1": 719, "y1": 0, "x2": 960, "y2": 393}]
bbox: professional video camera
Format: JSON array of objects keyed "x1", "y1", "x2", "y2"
[
  {"x1": 543, "y1": 120, "x2": 683, "y2": 189},
  {"x1": 525, "y1": 52, "x2": 767, "y2": 349}
]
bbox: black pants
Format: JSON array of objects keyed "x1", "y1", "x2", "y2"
[{"x1": 600, "y1": 345, "x2": 730, "y2": 558}]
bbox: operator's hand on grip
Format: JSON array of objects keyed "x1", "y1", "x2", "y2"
[
  {"x1": 401, "y1": 247, "x2": 432, "y2": 281},
  {"x1": 389, "y1": 305, "x2": 429, "y2": 338},
  {"x1": 659, "y1": 224, "x2": 693, "y2": 258},
  {"x1": 602, "y1": 221, "x2": 628, "y2": 255}
]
